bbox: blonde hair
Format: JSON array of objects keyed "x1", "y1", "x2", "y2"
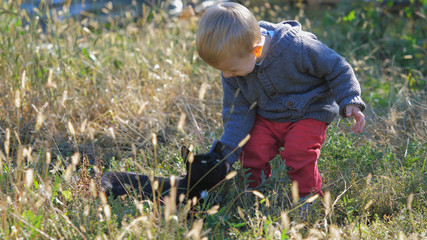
[{"x1": 196, "y1": 2, "x2": 261, "y2": 67}]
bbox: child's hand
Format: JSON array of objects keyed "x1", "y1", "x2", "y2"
[{"x1": 345, "y1": 104, "x2": 365, "y2": 134}]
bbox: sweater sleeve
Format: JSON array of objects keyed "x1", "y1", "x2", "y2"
[
  {"x1": 300, "y1": 34, "x2": 366, "y2": 117},
  {"x1": 219, "y1": 76, "x2": 256, "y2": 165}
]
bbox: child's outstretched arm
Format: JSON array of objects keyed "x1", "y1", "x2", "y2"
[{"x1": 345, "y1": 104, "x2": 365, "y2": 134}]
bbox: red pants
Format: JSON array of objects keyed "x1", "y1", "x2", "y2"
[{"x1": 240, "y1": 115, "x2": 327, "y2": 197}]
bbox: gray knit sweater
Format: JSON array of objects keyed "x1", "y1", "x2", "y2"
[{"x1": 216, "y1": 20, "x2": 366, "y2": 165}]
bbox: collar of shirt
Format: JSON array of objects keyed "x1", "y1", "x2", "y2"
[{"x1": 257, "y1": 28, "x2": 275, "y2": 66}]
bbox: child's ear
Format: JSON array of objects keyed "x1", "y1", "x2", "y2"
[{"x1": 253, "y1": 45, "x2": 263, "y2": 58}]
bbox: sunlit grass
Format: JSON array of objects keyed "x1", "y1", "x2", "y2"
[{"x1": 1, "y1": 1, "x2": 426, "y2": 239}]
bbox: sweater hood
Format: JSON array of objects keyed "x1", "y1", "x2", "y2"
[
  {"x1": 260, "y1": 20, "x2": 301, "y2": 32},
  {"x1": 258, "y1": 20, "x2": 303, "y2": 68},
  {"x1": 260, "y1": 20, "x2": 302, "y2": 42}
]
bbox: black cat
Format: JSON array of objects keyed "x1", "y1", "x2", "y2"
[{"x1": 101, "y1": 142, "x2": 227, "y2": 203}]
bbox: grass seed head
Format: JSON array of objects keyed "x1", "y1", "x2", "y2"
[
  {"x1": 64, "y1": 164, "x2": 74, "y2": 181},
  {"x1": 99, "y1": 191, "x2": 108, "y2": 206},
  {"x1": 306, "y1": 194, "x2": 319, "y2": 203},
  {"x1": 90, "y1": 179, "x2": 97, "y2": 198},
  {"x1": 35, "y1": 112, "x2": 45, "y2": 131},
  {"x1": 177, "y1": 112, "x2": 186, "y2": 133},
  {"x1": 165, "y1": 177, "x2": 177, "y2": 218},
  {"x1": 237, "y1": 206, "x2": 245, "y2": 220},
  {"x1": 238, "y1": 134, "x2": 251, "y2": 148},
  {"x1": 80, "y1": 119, "x2": 88, "y2": 133},
  {"x1": 152, "y1": 133, "x2": 157, "y2": 146},
  {"x1": 407, "y1": 193, "x2": 414, "y2": 211},
  {"x1": 87, "y1": 126, "x2": 95, "y2": 140},
  {"x1": 324, "y1": 191, "x2": 331, "y2": 214},
  {"x1": 72, "y1": 152, "x2": 80, "y2": 166},
  {"x1": 24, "y1": 169, "x2": 34, "y2": 188},
  {"x1": 329, "y1": 224, "x2": 341, "y2": 239},
  {"x1": 252, "y1": 190, "x2": 265, "y2": 199},
  {"x1": 191, "y1": 196, "x2": 198, "y2": 206},
  {"x1": 186, "y1": 219, "x2": 204, "y2": 240},
  {"x1": 188, "y1": 152, "x2": 194, "y2": 164},
  {"x1": 207, "y1": 205, "x2": 219, "y2": 215},
  {"x1": 364, "y1": 199, "x2": 373, "y2": 211},
  {"x1": 291, "y1": 181, "x2": 299, "y2": 204},
  {"x1": 179, "y1": 193, "x2": 185, "y2": 203},
  {"x1": 21, "y1": 70, "x2": 26, "y2": 90},
  {"x1": 23, "y1": 146, "x2": 33, "y2": 163},
  {"x1": 104, "y1": 204, "x2": 111, "y2": 221},
  {"x1": 366, "y1": 173, "x2": 372, "y2": 185},
  {"x1": 137, "y1": 101, "x2": 149, "y2": 115},
  {"x1": 109, "y1": 127, "x2": 116, "y2": 140},
  {"x1": 15, "y1": 89, "x2": 21, "y2": 108},
  {"x1": 198, "y1": 83, "x2": 208, "y2": 100},
  {"x1": 61, "y1": 90, "x2": 68, "y2": 106},
  {"x1": 46, "y1": 151, "x2": 51, "y2": 165},
  {"x1": 46, "y1": 69, "x2": 57, "y2": 88},
  {"x1": 281, "y1": 211, "x2": 290, "y2": 230},
  {"x1": 67, "y1": 121, "x2": 76, "y2": 137},
  {"x1": 84, "y1": 205, "x2": 90, "y2": 217},
  {"x1": 4, "y1": 128, "x2": 10, "y2": 156},
  {"x1": 225, "y1": 171, "x2": 237, "y2": 180}
]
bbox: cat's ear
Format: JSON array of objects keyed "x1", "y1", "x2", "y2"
[
  {"x1": 213, "y1": 141, "x2": 224, "y2": 154},
  {"x1": 182, "y1": 146, "x2": 195, "y2": 172},
  {"x1": 181, "y1": 146, "x2": 190, "y2": 162}
]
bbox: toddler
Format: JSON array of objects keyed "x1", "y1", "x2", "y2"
[{"x1": 196, "y1": 2, "x2": 366, "y2": 197}]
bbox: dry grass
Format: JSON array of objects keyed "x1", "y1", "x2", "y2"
[{"x1": 0, "y1": 1, "x2": 426, "y2": 239}]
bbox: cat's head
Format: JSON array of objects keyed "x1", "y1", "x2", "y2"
[{"x1": 181, "y1": 142, "x2": 227, "y2": 191}]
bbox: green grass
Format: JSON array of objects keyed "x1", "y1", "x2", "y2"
[{"x1": 1, "y1": 1, "x2": 426, "y2": 239}]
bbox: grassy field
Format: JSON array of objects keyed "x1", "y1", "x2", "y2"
[{"x1": 0, "y1": 1, "x2": 426, "y2": 239}]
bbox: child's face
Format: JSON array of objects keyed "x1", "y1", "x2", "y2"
[{"x1": 214, "y1": 52, "x2": 257, "y2": 78}]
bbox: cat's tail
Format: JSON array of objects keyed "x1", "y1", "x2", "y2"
[{"x1": 101, "y1": 171, "x2": 150, "y2": 198}]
